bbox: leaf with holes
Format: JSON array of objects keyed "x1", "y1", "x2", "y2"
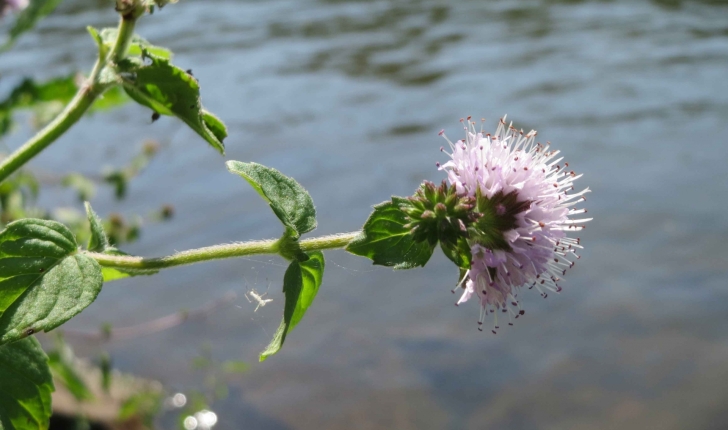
[
  {"x1": 0, "y1": 337, "x2": 54, "y2": 430},
  {"x1": 260, "y1": 251, "x2": 324, "y2": 361},
  {"x1": 0, "y1": 219, "x2": 103, "y2": 345}
]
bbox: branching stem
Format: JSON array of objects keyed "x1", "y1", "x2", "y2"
[{"x1": 0, "y1": 13, "x2": 139, "y2": 183}]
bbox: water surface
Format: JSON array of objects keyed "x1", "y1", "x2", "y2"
[{"x1": 2, "y1": 0, "x2": 728, "y2": 428}]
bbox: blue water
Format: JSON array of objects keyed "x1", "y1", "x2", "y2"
[{"x1": 2, "y1": 0, "x2": 728, "y2": 428}]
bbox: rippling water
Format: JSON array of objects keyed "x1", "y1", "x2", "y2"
[{"x1": 2, "y1": 0, "x2": 728, "y2": 428}]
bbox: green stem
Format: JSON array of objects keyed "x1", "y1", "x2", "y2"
[
  {"x1": 0, "y1": 15, "x2": 138, "y2": 184},
  {"x1": 87, "y1": 231, "x2": 361, "y2": 270},
  {"x1": 110, "y1": 15, "x2": 137, "y2": 63}
]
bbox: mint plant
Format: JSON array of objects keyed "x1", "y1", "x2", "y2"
[{"x1": 0, "y1": 1, "x2": 591, "y2": 428}]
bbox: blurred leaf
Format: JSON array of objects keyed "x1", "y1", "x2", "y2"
[
  {"x1": 145, "y1": 0, "x2": 179, "y2": 9},
  {"x1": 2, "y1": 0, "x2": 63, "y2": 51},
  {"x1": 0, "y1": 171, "x2": 40, "y2": 225},
  {"x1": 226, "y1": 161, "x2": 316, "y2": 238},
  {"x1": 86, "y1": 26, "x2": 107, "y2": 59},
  {"x1": 0, "y1": 337, "x2": 54, "y2": 430},
  {"x1": 96, "y1": 27, "x2": 172, "y2": 60},
  {"x1": 0, "y1": 75, "x2": 129, "y2": 138},
  {"x1": 346, "y1": 197, "x2": 435, "y2": 269},
  {"x1": 260, "y1": 251, "x2": 324, "y2": 361},
  {"x1": 47, "y1": 335, "x2": 93, "y2": 402},
  {"x1": 0, "y1": 76, "x2": 76, "y2": 137},
  {"x1": 103, "y1": 171, "x2": 127, "y2": 199},
  {"x1": 118, "y1": 391, "x2": 162, "y2": 427},
  {"x1": 90, "y1": 86, "x2": 128, "y2": 112},
  {"x1": 119, "y1": 50, "x2": 226, "y2": 154},
  {"x1": 62, "y1": 174, "x2": 96, "y2": 203},
  {"x1": 191, "y1": 355, "x2": 211, "y2": 370},
  {"x1": 0, "y1": 219, "x2": 103, "y2": 345},
  {"x1": 99, "y1": 352, "x2": 111, "y2": 394},
  {"x1": 221, "y1": 360, "x2": 249, "y2": 375}
]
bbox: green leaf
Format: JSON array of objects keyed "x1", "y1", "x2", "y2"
[
  {"x1": 0, "y1": 75, "x2": 129, "y2": 138},
  {"x1": 118, "y1": 391, "x2": 162, "y2": 427},
  {"x1": 99, "y1": 352, "x2": 112, "y2": 394},
  {"x1": 90, "y1": 86, "x2": 129, "y2": 112},
  {"x1": 260, "y1": 251, "x2": 324, "y2": 361},
  {"x1": 440, "y1": 236, "x2": 472, "y2": 269},
  {"x1": 346, "y1": 197, "x2": 435, "y2": 269},
  {"x1": 96, "y1": 28, "x2": 172, "y2": 60},
  {"x1": 84, "y1": 202, "x2": 108, "y2": 252},
  {"x1": 0, "y1": 337, "x2": 54, "y2": 430},
  {"x1": 67, "y1": 202, "x2": 146, "y2": 283},
  {"x1": 62, "y1": 174, "x2": 96, "y2": 203},
  {"x1": 221, "y1": 360, "x2": 249, "y2": 375},
  {"x1": 226, "y1": 161, "x2": 317, "y2": 238},
  {"x1": 47, "y1": 336, "x2": 93, "y2": 402},
  {"x1": 2, "y1": 0, "x2": 63, "y2": 51},
  {"x1": 0, "y1": 219, "x2": 103, "y2": 345},
  {"x1": 87, "y1": 26, "x2": 108, "y2": 59},
  {"x1": 119, "y1": 50, "x2": 226, "y2": 154},
  {"x1": 142, "y1": 0, "x2": 179, "y2": 9}
]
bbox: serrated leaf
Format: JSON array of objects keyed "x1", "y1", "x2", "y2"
[
  {"x1": 0, "y1": 219, "x2": 103, "y2": 345},
  {"x1": 226, "y1": 161, "x2": 316, "y2": 238},
  {"x1": 0, "y1": 337, "x2": 54, "y2": 430},
  {"x1": 346, "y1": 197, "x2": 435, "y2": 269},
  {"x1": 260, "y1": 251, "x2": 324, "y2": 361},
  {"x1": 2, "y1": 0, "x2": 63, "y2": 51},
  {"x1": 119, "y1": 50, "x2": 226, "y2": 154}
]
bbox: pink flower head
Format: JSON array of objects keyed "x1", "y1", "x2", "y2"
[{"x1": 440, "y1": 116, "x2": 591, "y2": 333}]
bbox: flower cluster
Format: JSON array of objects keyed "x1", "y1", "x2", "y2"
[
  {"x1": 438, "y1": 116, "x2": 591, "y2": 333},
  {"x1": 0, "y1": 0, "x2": 28, "y2": 17},
  {"x1": 400, "y1": 180, "x2": 478, "y2": 267}
]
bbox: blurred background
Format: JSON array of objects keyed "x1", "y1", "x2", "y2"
[{"x1": 2, "y1": 0, "x2": 728, "y2": 428}]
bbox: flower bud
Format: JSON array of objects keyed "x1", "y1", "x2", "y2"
[{"x1": 400, "y1": 180, "x2": 478, "y2": 248}]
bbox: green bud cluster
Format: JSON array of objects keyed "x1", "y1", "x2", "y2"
[{"x1": 401, "y1": 181, "x2": 478, "y2": 248}]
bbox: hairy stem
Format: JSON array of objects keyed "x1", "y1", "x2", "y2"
[
  {"x1": 0, "y1": 14, "x2": 138, "y2": 183},
  {"x1": 86, "y1": 232, "x2": 361, "y2": 270}
]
